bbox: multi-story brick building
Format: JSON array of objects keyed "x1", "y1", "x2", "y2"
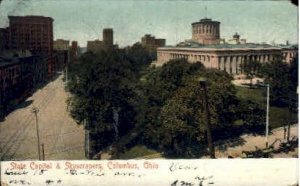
[
  {"x1": 0, "y1": 28, "x2": 9, "y2": 52},
  {"x1": 156, "y1": 17, "x2": 298, "y2": 76},
  {"x1": 0, "y1": 50, "x2": 47, "y2": 118},
  {"x1": 5, "y1": 16, "x2": 54, "y2": 75}
]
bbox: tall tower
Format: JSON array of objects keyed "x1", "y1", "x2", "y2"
[
  {"x1": 191, "y1": 18, "x2": 220, "y2": 45},
  {"x1": 103, "y1": 28, "x2": 113, "y2": 47}
]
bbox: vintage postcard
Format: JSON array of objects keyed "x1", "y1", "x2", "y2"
[{"x1": 0, "y1": 0, "x2": 298, "y2": 185}]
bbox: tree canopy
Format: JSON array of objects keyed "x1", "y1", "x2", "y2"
[
  {"x1": 261, "y1": 56, "x2": 297, "y2": 106},
  {"x1": 68, "y1": 49, "x2": 140, "y2": 152},
  {"x1": 240, "y1": 60, "x2": 262, "y2": 87},
  {"x1": 67, "y1": 52, "x2": 270, "y2": 158}
]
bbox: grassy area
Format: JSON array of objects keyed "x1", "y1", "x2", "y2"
[
  {"x1": 235, "y1": 86, "x2": 298, "y2": 129},
  {"x1": 235, "y1": 86, "x2": 266, "y2": 106},
  {"x1": 118, "y1": 145, "x2": 161, "y2": 159}
]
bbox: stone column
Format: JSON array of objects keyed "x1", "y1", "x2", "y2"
[
  {"x1": 236, "y1": 56, "x2": 241, "y2": 74},
  {"x1": 226, "y1": 57, "x2": 231, "y2": 74},
  {"x1": 207, "y1": 55, "x2": 210, "y2": 68},
  {"x1": 220, "y1": 56, "x2": 225, "y2": 71},
  {"x1": 231, "y1": 56, "x2": 237, "y2": 74}
]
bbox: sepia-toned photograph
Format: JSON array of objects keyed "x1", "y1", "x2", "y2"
[{"x1": 0, "y1": 0, "x2": 298, "y2": 185}]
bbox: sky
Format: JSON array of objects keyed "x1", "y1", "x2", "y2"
[{"x1": 0, "y1": 0, "x2": 298, "y2": 47}]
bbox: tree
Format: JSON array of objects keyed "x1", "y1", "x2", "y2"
[
  {"x1": 288, "y1": 56, "x2": 298, "y2": 95},
  {"x1": 68, "y1": 49, "x2": 138, "y2": 155},
  {"x1": 261, "y1": 56, "x2": 291, "y2": 106},
  {"x1": 134, "y1": 59, "x2": 205, "y2": 149},
  {"x1": 236, "y1": 99, "x2": 266, "y2": 133},
  {"x1": 159, "y1": 69, "x2": 240, "y2": 157},
  {"x1": 125, "y1": 43, "x2": 154, "y2": 70},
  {"x1": 134, "y1": 58, "x2": 243, "y2": 157},
  {"x1": 240, "y1": 60, "x2": 262, "y2": 88}
]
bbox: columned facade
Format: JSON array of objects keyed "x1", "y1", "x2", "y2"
[{"x1": 156, "y1": 47, "x2": 284, "y2": 75}]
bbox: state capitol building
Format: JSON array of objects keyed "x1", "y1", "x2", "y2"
[{"x1": 155, "y1": 17, "x2": 298, "y2": 76}]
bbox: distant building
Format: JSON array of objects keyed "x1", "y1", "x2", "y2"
[
  {"x1": 141, "y1": 34, "x2": 166, "y2": 52},
  {"x1": 103, "y1": 28, "x2": 113, "y2": 47},
  {"x1": 54, "y1": 39, "x2": 70, "y2": 51},
  {"x1": 156, "y1": 17, "x2": 298, "y2": 76},
  {"x1": 87, "y1": 40, "x2": 105, "y2": 53},
  {"x1": 227, "y1": 33, "x2": 246, "y2": 45},
  {"x1": 53, "y1": 39, "x2": 70, "y2": 71},
  {"x1": 7, "y1": 16, "x2": 54, "y2": 75},
  {"x1": 87, "y1": 28, "x2": 117, "y2": 54},
  {"x1": 281, "y1": 45, "x2": 298, "y2": 63},
  {"x1": 70, "y1": 41, "x2": 79, "y2": 61}
]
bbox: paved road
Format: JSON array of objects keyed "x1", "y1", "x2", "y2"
[{"x1": 0, "y1": 73, "x2": 85, "y2": 160}]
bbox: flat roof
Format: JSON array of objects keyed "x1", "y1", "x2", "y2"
[
  {"x1": 158, "y1": 41, "x2": 286, "y2": 52},
  {"x1": 8, "y1": 15, "x2": 54, "y2": 22}
]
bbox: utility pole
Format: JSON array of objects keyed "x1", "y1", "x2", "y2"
[
  {"x1": 265, "y1": 84, "x2": 270, "y2": 148},
  {"x1": 287, "y1": 96, "x2": 292, "y2": 143},
  {"x1": 31, "y1": 106, "x2": 41, "y2": 160},
  {"x1": 199, "y1": 78, "x2": 215, "y2": 159},
  {"x1": 42, "y1": 143, "x2": 45, "y2": 161}
]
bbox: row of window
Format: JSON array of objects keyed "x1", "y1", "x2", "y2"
[
  {"x1": 193, "y1": 25, "x2": 219, "y2": 34},
  {"x1": 167, "y1": 53, "x2": 275, "y2": 63}
]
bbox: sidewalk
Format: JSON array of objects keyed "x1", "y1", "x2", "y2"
[
  {"x1": 214, "y1": 125, "x2": 298, "y2": 158},
  {"x1": 232, "y1": 77, "x2": 264, "y2": 87}
]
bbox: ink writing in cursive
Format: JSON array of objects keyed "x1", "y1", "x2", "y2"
[
  {"x1": 171, "y1": 176, "x2": 214, "y2": 186},
  {"x1": 169, "y1": 162, "x2": 198, "y2": 172}
]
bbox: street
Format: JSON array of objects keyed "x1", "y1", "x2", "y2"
[{"x1": 0, "y1": 73, "x2": 85, "y2": 160}]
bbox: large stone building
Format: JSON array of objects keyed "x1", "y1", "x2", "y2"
[
  {"x1": 6, "y1": 16, "x2": 54, "y2": 75},
  {"x1": 156, "y1": 18, "x2": 298, "y2": 76}
]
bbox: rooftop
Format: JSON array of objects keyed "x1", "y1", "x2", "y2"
[
  {"x1": 8, "y1": 15, "x2": 54, "y2": 22},
  {"x1": 180, "y1": 40, "x2": 280, "y2": 48},
  {"x1": 158, "y1": 40, "x2": 290, "y2": 51},
  {"x1": 192, "y1": 17, "x2": 220, "y2": 25}
]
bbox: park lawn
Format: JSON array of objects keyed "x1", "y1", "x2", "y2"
[
  {"x1": 235, "y1": 86, "x2": 298, "y2": 129},
  {"x1": 118, "y1": 145, "x2": 161, "y2": 159},
  {"x1": 235, "y1": 86, "x2": 266, "y2": 106}
]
